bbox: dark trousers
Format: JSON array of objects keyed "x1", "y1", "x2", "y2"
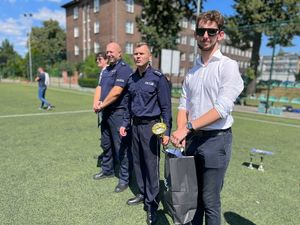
[
  {"x1": 100, "y1": 110, "x2": 131, "y2": 185},
  {"x1": 132, "y1": 120, "x2": 160, "y2": 212},
  {"x1": 186, "y1": 129, "x2": 232, "y2": 225}
]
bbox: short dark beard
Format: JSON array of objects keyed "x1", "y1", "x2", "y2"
[{"x1": 197, "y1": 41, "x2": 217, "y2": 52}]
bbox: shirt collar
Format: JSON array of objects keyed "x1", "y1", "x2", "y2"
[
  {"x1": 196, "y1": 49, "x2": 223, "y2": 66},
  {"x1": 136, "y1": 64, "x2": 152, "y2": 77}
]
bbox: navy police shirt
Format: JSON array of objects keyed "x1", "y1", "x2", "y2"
[
  {"x1": 99, "y1": 60, "x2": 132, "y2": 111},
  {"x1": 123, "y1": 66, "x2": 172, "y2": 136}
]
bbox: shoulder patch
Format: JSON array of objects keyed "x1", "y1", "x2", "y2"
[{"x1": 153, "y1": 70, "x2": 162, "y2": 77}]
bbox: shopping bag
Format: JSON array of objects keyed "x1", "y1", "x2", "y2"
[{"x1": 164, "y1": 148, "x2": 198, "y2": 224}]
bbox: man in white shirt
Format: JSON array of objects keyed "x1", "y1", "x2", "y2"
[{"x1": 171, "y1": 10, "x2": 244, "y2": 225}]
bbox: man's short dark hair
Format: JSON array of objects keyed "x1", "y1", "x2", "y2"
[{"x1": 196, "y1": 10, "x2": 224, "y2": 31}]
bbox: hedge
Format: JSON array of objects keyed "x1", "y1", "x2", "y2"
[{"x1": 78, "y1": 78, "x2": 98, "y2": 88}]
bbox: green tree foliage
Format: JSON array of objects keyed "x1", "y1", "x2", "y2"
[
  {"x1": 226, "y1": 0, "x2": 300, "y2": 94},
  {"x1": 0, "y1": 39, "x2": 24, "y2": 78},
  {"x1": 122, "y1": 53, "x2": 135, "y2": 69},
  {"x1": 30, "y1": 20, "x2": 66, "y2": 71},
  {"x1": 135, "y1": 0, "x2": 199, "y2": 58},
  {"x1": 81, "y1": 54, "x2": 99, "y2": 78}
]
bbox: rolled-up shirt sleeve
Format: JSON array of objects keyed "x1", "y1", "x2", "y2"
[{"x1": 214, "y1": 59, "x2": 244, "y2": 118}]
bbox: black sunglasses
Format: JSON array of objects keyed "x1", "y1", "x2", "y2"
[{"x1": 196, "y1": 28, "x2": 219, "y2": 37}]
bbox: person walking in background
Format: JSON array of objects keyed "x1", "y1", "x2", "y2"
[
  {"x1": 93, "y1": 52, "x2": 109, "y2": 167},
  {"x1": 35, "y1": 67, "x2": 53, "y2": 110},
  {"x1": 120, "y1": 42, "x2": 172, "y2": 225},
  {"x1": 170, "y1": 10, "x2": 244, "y2": 225},
  {"x1": 92, "y1": 42, "x2": 133, "y2": 194}
]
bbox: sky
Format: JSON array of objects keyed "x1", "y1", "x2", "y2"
[{"x1": 0, "y1": 0, "x2": 299, "y2": 57}]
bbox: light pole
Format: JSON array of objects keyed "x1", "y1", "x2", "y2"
[{"x1": 24, "y1": 13, "x2": 33, "y2": 82}]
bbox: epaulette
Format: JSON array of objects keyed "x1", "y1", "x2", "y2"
[
  {"x1": 121, "y1": 62, "x2": 126, "y2": 66},
  {"x1": 153, "y1": 70, "x2": 162, "y2": 77}
]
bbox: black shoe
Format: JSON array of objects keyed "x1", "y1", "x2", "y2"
[
  {"x1": 93, "y1": 171, "x2": 114, "y2": 180},
  {"x1": 114, "y1": 183, "x2": 128, "y2": 193},
  {"x1": 146, "y1": 210, "x2": 157, "y2": 225},
  {"x1": 126, "y1": 194, "x2": 144, "y2": 205}
]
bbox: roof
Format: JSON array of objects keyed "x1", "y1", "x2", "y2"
[{"x1": 61, "y1": 0, "x2": 80, "y2": 8}]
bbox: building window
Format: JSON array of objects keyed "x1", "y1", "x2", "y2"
[
  {"x1": 176, "y1": 35, "x2": 181, "y2": 44},
  {"x1": 126, "y1": 0, "x2": 134, "y2": 13},
  {"x1": 125, "y1": 42, "x2": 133, "y2": 54},
  {"x1": 189, "y1": 53, "x2": 194, "y2": 62},
  {"x1": 74, "y1": 27, "x2": 79, "y2": 38},
  {"x1": 180, "y1": 53, "x2": 186, "y2": 61},
  {"x1": 189, "y1": 37, "x2": 195, "y2": 46},
  {"x1": 191, "y1": 19, "x2": 196, "y2": 30},
  {"x1": 180, "y1": 68, "x2": 185, "y2": 76},
  {"x1": 126, "y1": 21, "x2": 134, "y2": 34},
  {"x1": 181, "y1": 18, "x2": 188, "y2": 28},
  {"x1": 94, "y1": 42, "x2": 100, "y2": 53},
  {"x1": 74, "y1": 45, "x2": 79, "y2": 56},
  {"x1": 73, "y1": 6, "x2": 78, "y2": 19},
  {"x1": 181, "y1": 36, "x2": 187, "y2": 45},
  {"x1": 94, "y1": 0, "x2": 100, "y2": 12},
  {"x1": 94, "y1": 21, "x2": 99, "y2": 33}
]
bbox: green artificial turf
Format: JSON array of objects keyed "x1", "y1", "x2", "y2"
[{"x1": 0, "y1": 83, "x2": 299, "y2": 225}]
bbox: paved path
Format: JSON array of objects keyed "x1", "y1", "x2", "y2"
[{"x1": 172, "y1": 98, "x2": 300, "y2": 121}]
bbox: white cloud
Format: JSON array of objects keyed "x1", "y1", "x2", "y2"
[
  {"x1": 0, "y1": 18, "x2": 23, "y2": 36},
  {"x1": 33, "y1": 7, "x2": 66, "y2": 28}
]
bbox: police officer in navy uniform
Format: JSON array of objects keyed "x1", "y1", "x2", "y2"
[
  {"x1": 120, "y1": 42, "x2": 172, "y2": 225},
  {"x1": 93, "y1": 42, "x2": 133, "y2": 193}
]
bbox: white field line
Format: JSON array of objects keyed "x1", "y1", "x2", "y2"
[
  {"x1": 234, "y1": 115, "x2": 300, "y2": 129},
  {"x1": 0, "y1": 110, "x2": 93, "y2": 119},
  {"x1": 1, "y1": 111, "x2": 300, "y2": 129}
]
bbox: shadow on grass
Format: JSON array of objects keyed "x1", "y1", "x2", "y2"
[
  {"x1": 242, "y1": 162, "x2": 260, "y2": 169},
  {"x1": 224, "y1": 211, "x2": 256, "y2": 225}
]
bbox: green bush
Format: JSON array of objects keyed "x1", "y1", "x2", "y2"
[{"x1": 78, "y1": 77, "x2": 98, "y2": 88}]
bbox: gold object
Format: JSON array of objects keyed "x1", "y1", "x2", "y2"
[
  {"x1": 152, "y1": 122, "x2": 167, "y2": 136},
  {"x1": 152, "y1": 122, "x2": 167, "y2": 152}
]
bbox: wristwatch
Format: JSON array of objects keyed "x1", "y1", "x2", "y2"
[{"x1": 186, "y1": 122, "x2": 194, "y2": 132}]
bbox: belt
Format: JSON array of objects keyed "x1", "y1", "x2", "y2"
[
  {"x1": 192, "y1": 128, "x2": 231, "y2": 137},
  {"x1": 132, "y1": 116, "x2": 160, "y2": 125}
]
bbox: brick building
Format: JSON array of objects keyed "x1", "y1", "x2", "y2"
[{"x1": 62, "y1": 0, "x2": 252, "y2": 80}]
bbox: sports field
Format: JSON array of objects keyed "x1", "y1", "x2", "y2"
[{"x1": 0, "y1": 83, "x2": 299, "y2": 225}]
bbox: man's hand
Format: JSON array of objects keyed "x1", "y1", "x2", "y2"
[
  {"x1": 119, "y1": 126, "x2": 127, "y2": 137},
  {"x1": 93, "y1": 101, "x2": 102, "y2": 113},
  {"x1": 170, "y1": 127, "x2": 189, "y2": 148},
  {"x1": 162, "y1": 135, "x2": 170, "y2": 146}
]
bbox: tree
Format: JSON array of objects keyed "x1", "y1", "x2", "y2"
[
  {"x1": 81, "y1": 54, "x2": 99, "y2": 78},
  {"x1": 295, "y1": 71, "x2": 300, "y2": 82},
  {"x1": 30, "y1": 19, "x2": 66, "y2": 71},
  {"x1": 135, "y1": 0, "x2": 201, "y2": 66},
  {"x1": 0, "y1": 39, "x2": 24, "y2": 78},
  {"x1": 225, "y1": 0, "x2": 300, "y2": 94}
]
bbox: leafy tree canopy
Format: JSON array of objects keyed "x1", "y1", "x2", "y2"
[
  {"x1": 0, "y1": 39, "x2": 24, "y2": 78},
  {"x1": 30, "y1": 20, "x2": 66, "y2": 68},
  {"x1": 225, "y1": 0, "x2": 300, "y2": 94},
  {"x1": 135, "y1": 0, "x2": 201, "y2": 57}
]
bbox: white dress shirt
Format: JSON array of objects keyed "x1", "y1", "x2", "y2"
[{"x1": 178, "y1": 49, "x2": 244, "y2": 130}]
